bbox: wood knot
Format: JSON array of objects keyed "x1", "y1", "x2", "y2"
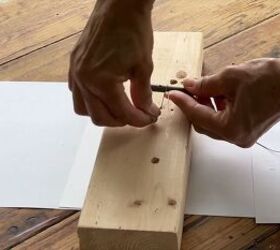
[
  {"x1": 26, "y1": 217, "x2": 38, "y2": 225},
  {"x1": 170, "y1": 79, "x2": 178, "y2": 85},
  {"x1": 133, "y1": 200, "x2": 143, "y2": 207},
  {"x1": 168, "y1": 198, "x2": 177, "y2": 206},
  {"x1": 176, "y1": 70, "x2": 187, "y2": 79},
  {"x1": 151, "y1": 157, "x2": 160, "y2": 164},
  {"x1": 8, "y1": 226, "x2": 19, "y2": 235}
]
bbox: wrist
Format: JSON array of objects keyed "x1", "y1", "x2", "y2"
[
  {"x1": 268, "y1": 58, "x2": 280, "y2": 118},
  {"x1": 95, "y1": 0, "x2": 155, "y2": 14}
]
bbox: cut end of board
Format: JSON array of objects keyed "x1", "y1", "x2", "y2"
[
  {"x1": 78, "y1": 31, "x2": 203, "y2": 250},
  {"x1": 79, "y1": 228, "x2": 179, "y2": 250}
]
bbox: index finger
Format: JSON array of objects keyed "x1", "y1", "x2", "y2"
[{"x1": 85, "y1": 81, "x2": 157, "y2": 127}]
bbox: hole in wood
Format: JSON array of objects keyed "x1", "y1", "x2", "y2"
[
  {"x1": 151, "y1": 157, "x2": 160, "y2": 164},
  {"x1": 133, "y1": 200, "x2": 143, "y2": 206},
  {"x1": 168, "y1": 198, "x2": 177, "y2": 206},
  {"x1": 170, "y1": 79, "x2": 178, "y2": 85}
]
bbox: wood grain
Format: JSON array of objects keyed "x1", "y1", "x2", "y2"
[
  {"x1": 1, "y1": 0, "x2": 279, "y2": 65},
  {"x1": 181, "y1": 217, "x2": 280, "y2": 250},
  {"x1": 0, "y1": 208, "x2": 74, "y2": 249},
  {"x1": 13, "y1": 213, "x2": 80, "y2": 250},
  {"x1": 204, "y1": 14, "x2": 280, "y2": 75},
  {"x1": 0, "y1": 0, "x2": 94, "y2": 64},
  {"x1": 153, "y1": 0, "x2": 280, "y2": 47},
  {"x1": 78, "y1": 32, "x2": 203, "y2": 250}
]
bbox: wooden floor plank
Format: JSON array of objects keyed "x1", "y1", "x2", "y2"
[
  {"x1": 254, "y1": 230, "x2": 280, "y2": 250},
  {"x1": 1, "y1": 0, "x2": 279, "y2": 64},
  {"x1": 204, "y1": 14, "x2": 280, "y2": 75},
  {"x1": 0, "y1": 0, "x2": 94, "y2": 64},
  {"x1": 181, "y1": 217, "x2": 280, "y2": 250},
  {"x1": 153, "y1": 0, "x2": 280, "y2": 47},
  {"x1": 13, "y1": 213, "x2": 80, "y2": 250},
  {"x1": 0, "y1": 209, "x2": 75, "y2": 249}
]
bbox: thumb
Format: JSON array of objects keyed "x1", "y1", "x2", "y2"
[
  {"x1": 168, "y1": 90, "x2": 221, "y2": 134},
  {"x1": 182, "y1": 74, "x2": 224, "y2": 97},
  {"x1": 130, "y1": 63, "x2": 160, "y2": 118}
]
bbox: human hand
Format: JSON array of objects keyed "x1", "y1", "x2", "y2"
[
  {"x1": 69, "y1": 0, "x2": 160, "y2": 127},
  {"x1": 169, "y1": 58, "x2": 280, "y2": 147}
]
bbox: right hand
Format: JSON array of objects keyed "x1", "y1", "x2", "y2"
[
  {"x1": 169, "y1": 58, "x2": 280, "y2": 147},
  {"x1": 68, "y1": 0, "x2": 160, "y2": 127}
]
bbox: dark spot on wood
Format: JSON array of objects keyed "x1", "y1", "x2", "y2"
[
  {"x1": 154, "y1": 208, "x2": 159, "y2": 213},
  {"x1": 133, "y1": 200, "x2": 143, "y2": 206},
  {"x1": 231, "y1": 62, "x2": 235, "y2": 65},
  {"x1": 264, "y1": 46, "x2": 280, "y2": 58},
  {"x1": 228, "y1": 235, "x2": 234, "y2": 239},
  {"x1": 151, "y1": 157, "x2": 160, "y2": 164},
  {"x1": 176, "y1": 70, "x2": 187, "y2": 79},
  {"x1": 168, "y1": 198, "x2": 177, "y2": 206},
  {"x1": 26, "y1": 217, "x2": 38, "y2": 225},
  {"x1": 171, "y1": 108, "x2": 174, "y2": 111},
  {"x1": 170, "y1": 79, "x2": 178, "y2": 85},
  {"x1": 8, "y1": 226, "x2": 19, "y2": 235}
]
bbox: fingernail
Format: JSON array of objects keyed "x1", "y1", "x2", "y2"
[
  {"x1": 148, "y1": 103, "x2": 161, "y2": 117},
  {"x1": 151, "y1": 116, "x2": 158, "y2": 123},
  {"x1": 182, "y1": 79, "x2": 195, "y2": 88}
]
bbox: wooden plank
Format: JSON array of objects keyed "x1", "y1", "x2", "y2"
[
  {"x1": 181, "y1": 217, "x2": 280, "y2": 250},
  {"x1": 0, "y1": 34, "x2": 77, "y2": 81},
  {"x1": 1, "y1": 0, "x2": 279, "y2": 65},
  {"x1": 204, "y1": 14, "x2": 280, "y2": 75},
  {"x1": 254, "y1": 229, "x2": 280, "y2": 249},
  {"x1": 78, "y1": 32, "x2": 203, "y2": 250},
  {"x1": 0, "y1": 0, "x2": 94, "y2": 64},
  {"x1": 13, "y1": 213, "x2": 80, "y2": 250},
  {"x1": 153, "y1": 0, "x2": 280, "y2": 47},
  {"x1": 0, "y1": 208, "x2": 74, "y2": 249}
]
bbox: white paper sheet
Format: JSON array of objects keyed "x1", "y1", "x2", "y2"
[
  {"x1": 2, "y1": 81, "x2": 280, "y2": 223},
  {"x1": 185, "y1": 130, "x2": 255, "y2": 217},
  {"x1": 253, "y1": 123, "x2": 280, "y2": 223},
  {"x1": 258, "y1": 122, "x2": 280, "y2": 152},
  {"x1": 0, "y1": 82, "x2": 102, "y2": 208},
  {"x1": 60, "y1": 123, "x2": 103, "y2": 209}
]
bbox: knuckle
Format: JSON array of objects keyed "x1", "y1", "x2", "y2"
[
  {"x1": 266, "y1": 58, "x2": 280, "y2": 73},
  {"x1": 73, "y1": 105, "x2": 85, "y2": 116},
  {"x1": 221, "y1": 124, "x2": 237, "y2": 142},
  {"x1": 221, "y1": 65, "x2": 239, "y2": 79},
  {"x1": 91, "y1": 117, "x2": 104, "y2": 126},
  {"x1": 193, "y1": 125, "x2": 203, "y2": 134},
  {"x1": 236, "y1": 139, "x2": 255, "y2": 148}
]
